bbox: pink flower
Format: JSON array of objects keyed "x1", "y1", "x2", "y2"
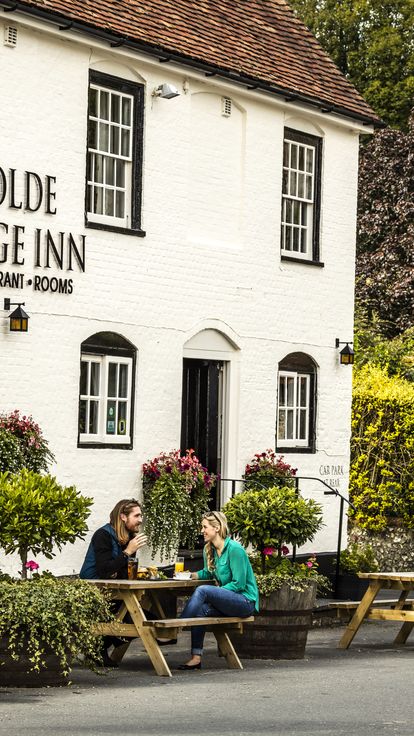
[
  {"x1": 25, "y1": 560, "x2": 39, "y2": 571},
  {"x1": 281, "y1": 545, "x2": 290, "y2": 556},
  {"x1": 262, "y1": 547, "x2": 276, "y2": 556},
  {"x1": 306, "y1": 561, "x2": 313, "y2": 568}
]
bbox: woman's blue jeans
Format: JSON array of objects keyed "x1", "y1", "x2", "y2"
[{"x1": 180, "y1": 585, "x2": 255, "y2": 655}]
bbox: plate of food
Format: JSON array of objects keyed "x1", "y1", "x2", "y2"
[{"x1": 174, "y1": 571, "x2": 192, "y2": 580}]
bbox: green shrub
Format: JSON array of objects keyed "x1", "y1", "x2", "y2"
[
  {"x1": 0, "y1": 577, "x2": 113, "y2": 675},
  {"x1": 0, "y1": 469, "x2": 93, "y2": 578},
  {"x1": 350, "y1": 364, "x2": 414, "y2": 531},
  {"x1": 339, "y1": 542, "x2": 379, "y2": 574},
  {"x1": 0, "y1": 429, "x2": 24, "y2": 473}
]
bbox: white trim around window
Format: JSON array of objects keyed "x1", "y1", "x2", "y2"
[
  {"x1": 79, "y1": 354, "x2": 133, "y2": 445},
  {"x1": 277, "y1": 370, "x2": 310, "y2": 447}
]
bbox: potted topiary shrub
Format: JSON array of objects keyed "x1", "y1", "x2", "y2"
[
  {"x1": 0, "y1": 575, "x2": 113, "y2": 687},
  {"x1": 223, "y1": 472, "x2": 327, "y2": 659},
  {"x1": 336, "y1": 541, "x2": 379, "y2": 600},
  {"x1": 142, "y1": 449, "x2": 214, "y2": 561},
  {"x1": 0, "y1": 469, "x2": 93, "y2": 579}
]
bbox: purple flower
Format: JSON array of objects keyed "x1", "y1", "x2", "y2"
[{"x1": 25, "y1": 560, "x2": 39, "y2": 571}]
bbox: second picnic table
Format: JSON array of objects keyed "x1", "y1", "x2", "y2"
[
  {"x1": 338, "y1": 572, "x2": 414, "y2": 649},
  {"x1": 88, "y1": 578, "x2": 254, "y2": 677}
]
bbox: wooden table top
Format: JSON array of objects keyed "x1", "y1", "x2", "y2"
[
  {"x1": 358, "y1": 572, "x2": 414, "y2": 582},
  {"x1": 85, "y1": 578, "x2": 206, "y2": 590}
]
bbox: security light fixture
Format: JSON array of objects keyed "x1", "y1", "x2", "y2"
[
  {"x1": 4, "y1": 298, "x2": 29, "y2": 332},
  {"x1": 335, "y1": 338, "x2": 354, "y2": 365},
  {"x1": 152, "y1": 83, "x2": 180, "y2": 99}
]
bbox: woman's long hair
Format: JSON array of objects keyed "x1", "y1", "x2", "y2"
[
  {"x1": 203, "y1": 510, "x2": 229, "y2": 572},
  {"x1": 110, "y1": 498, "x2": 141, "y2": 545}
]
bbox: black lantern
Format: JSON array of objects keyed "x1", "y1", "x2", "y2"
[
  {"x1": 335, "y1": 338, "x2": 354, "y2": 365},
  {"x1": 4, "y1": 298, "x2": 29, "y2": 332}
]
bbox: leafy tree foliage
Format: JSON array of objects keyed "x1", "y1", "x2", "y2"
[
  {"x1": 355, "y1": 119, "x2": 414, "y2": 336},
  {"x1": 289, "y1": 0, "x2": 414, "y2": 130}
]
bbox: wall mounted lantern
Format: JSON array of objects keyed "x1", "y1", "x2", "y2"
[
  {"x1": 335, "y1": 338, "x2": 354, "y2": 365},
  {"x1": 4, "y1": 298, "x2": 29, "y2": 332}
]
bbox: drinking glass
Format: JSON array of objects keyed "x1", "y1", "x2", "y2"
[
  {"x1": 127, "y1": 556, "x2": 138, "y2": 580},
  {"x1": 174, "y1": 557, "x2": 184, "y2": 575}
]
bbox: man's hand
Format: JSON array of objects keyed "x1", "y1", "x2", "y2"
[{"x1": 124, "y1": 533, "x2": 147, "y2": 556}]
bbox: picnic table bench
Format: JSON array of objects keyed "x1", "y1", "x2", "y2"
[{"x1": 88, "y1": 579, "x2": 254, "y2": 677}]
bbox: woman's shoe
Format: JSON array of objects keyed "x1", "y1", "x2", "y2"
[
  {"x1": 156, "y1": 638, "x2": 178, "y2": 646},
  {"x1": 177, "y1": 662, "x2": 201, "y2": 670}
]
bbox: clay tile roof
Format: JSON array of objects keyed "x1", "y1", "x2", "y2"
[{"x1": 7, "y1": 0, "x2": 382, "y2": 125}]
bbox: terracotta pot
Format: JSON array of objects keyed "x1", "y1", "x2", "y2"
[{"x1": 230, "y1": 581, "x2": 317, "y2": 659}]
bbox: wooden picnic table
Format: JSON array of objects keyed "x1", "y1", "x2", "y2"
[
  {"x1": 87, "y1": 578, "x2": 253, "y2": 677},
  {"x1": 338, "y1": 572, "x2": 414, "y2": 649}
]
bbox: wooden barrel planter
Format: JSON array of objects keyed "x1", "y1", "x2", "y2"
[
  {"x1": 0, "y1": 637, "x2": 69, "y2": 687},
  {"x1": 231, "y1": 581, "x2": 317, "y2": 659}
]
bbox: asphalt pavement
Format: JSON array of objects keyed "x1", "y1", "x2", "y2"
[{"x1": 0, "y1": 622, "x2": 413, "y2": 736}]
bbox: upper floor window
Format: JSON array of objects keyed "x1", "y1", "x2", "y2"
[
  {"x1": 281, "y1": 128, "x2": 322, "y2": 263},
  {"x1": 276, "y1": 352, "x2": 317, "y2": 453},
  {"x1": 78, "y1": 332, "x2": 136, "y2": 448},
  {"x1": 86, "y1": 71, "x2": 144, "y2": 236}
]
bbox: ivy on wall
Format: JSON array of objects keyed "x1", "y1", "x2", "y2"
[{"x1": 349, "y1": 364, "x2": 414, "y2": 531}]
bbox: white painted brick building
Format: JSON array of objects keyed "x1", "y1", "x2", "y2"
[{"x1": 0, "y1": 0, "x2": 381, "y2": 575}]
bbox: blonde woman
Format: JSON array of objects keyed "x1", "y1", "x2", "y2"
[{"x1": 178, "y1": 510, "x2": 259, "y2": 670}]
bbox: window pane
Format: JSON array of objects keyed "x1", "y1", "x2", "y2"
[
  {"x1": 89, "y1": 401, "x2": 99, "y2": 434},
  {"x1": 283, "y1": 141, "x2": 289, "y2": 167},
  {"x1": 285, "y1": 199, "x2": 292, "y2": 223},
  {"x1": 80, "y1": 361, "x2": 88, "y2": 396},
  {"x1": 292, "y1": 227, "x2": 299, "y2": 251},
  {"x1": 297, "y1": 173, "x2": 304, "y2": 199},
  {"x1": 293, "y1": 201, "x2": 300, "y2": 224},
  {"x1": 100, "y1": 91, "x2": 109, "y2": 120},
  {"x1": 95, "y1": 154, "x2": 104, "y2": 184},
  {"x1": 104, "y1": 189, "x2": 114, "y2": 216},
  {"x1": 108, "y1": 363, "x2": 117, "y2": 397},
  {"x1": 286, "y1": 410, "x2": 294, "y2": 439},
  {"x1": 94, "y1": 186, "x2": 103, "y2": 214},
  {"x1": 286, "y1": 377, "x2": 295, "y2": 406},
  {"x1": 121, "y1": 129, "x2": 130, "y2": 157},
  {"x1": 306, "y1": 148, "x2": 314, "y2": 173},
  {"x1": 110, "y1": 126, "x2": 119, "y2": 155},
  {"x1": 122, "y1": 97, "x2": 131, "y2": 125},
  {"x1": 115, "y1": 191, "x2": 125, "y2": 218},
  {"x1": 306, "y1": 175, "x2": 313, "y2": 200},
  {"x1": 300, "y1": 229, "x2": 307, "y2": 253},
  {"x1": 106, "y1": 156, "x2": 115, "y2": 185},
  {"x1": 99, "y1": 123, "x2": 109, "y2": 152},
  {"x1": 282, "y1": 169, "x2": 288, "y2": 194},
  {"x1": 90, "y1": 362, "x2": 100, "y2": 396},
  {"x1": 106, "y1": 400, "x2": 116, "y2": 435},
  {"x1": 298, "y1": 146, "x2": 304, "y2": 171},
  {"x1": 86, "y1": 185, "x2": 93, "y2": 213},
  {"x1": 118, "y1": 401, "x2": 127, "y2": 435},
  {"x1": 119, "y1": 363, "x2": 128, "y2": 398},
  {"x1": 289, "y1": 171, "x2": 297, "y2": 196},
  {"x1": 88, "y1": 120, "x2": 97, "y2": 149},
  {"x1": 301, "y1": 203, "x2": 307, "y2": 225},
  {"x1": 299, "y1": 377, "x2": 308, "y2": 406},
  {"x1": 79, "y1": 400, "x2": 87, "y2": 433},
  {"x1": 111, "y1": 94, "x2": 120, "y2": 123},
  {"x1": 299, "y1": 409, "x2": 307, "y2": 440},
  {"x1": 285, "y1": 226, "x2": 292, "y2": 250},
  {"x1": 89, "y1": 87, "x2": 98, "y2": 117},
  {"x1": 116, "y1": 160, "x2": 125, "y2": 187},
  {"x1": 279, "y1": 377, "x2": 285, "y2": 406},
  {"x1": 290, "y1": 144, "x2": 297, "y2": 169},
  {"x1": 278, "y1": 410, "x2": 285, "y2": 440}
]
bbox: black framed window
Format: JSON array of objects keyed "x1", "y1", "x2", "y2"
[
  {"x1": 86, "y1": 71, "x2": 144, "y2": 236},
  {"x1": 276, "y1": 352, "x2": 317, "y2": 453},
  {"x1": 281, "y1": 128, "x2": 322, "y2": 264},
  {"x1": 78, "y1": 332, "x2": 136, "y2": 449}
]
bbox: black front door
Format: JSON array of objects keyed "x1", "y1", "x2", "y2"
[{"x1": 181, "y1": 358, "x2": 223, "y2": 508}]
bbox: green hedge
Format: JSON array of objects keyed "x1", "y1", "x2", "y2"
[{"x1": 350, "y1": 365, "x2": 414, "y2": 531}]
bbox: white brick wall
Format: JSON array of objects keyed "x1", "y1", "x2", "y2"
[{"x1": 0, "y1": 16, "x2": 362, "y2": 575}]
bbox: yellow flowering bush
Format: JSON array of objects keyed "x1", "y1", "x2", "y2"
[{"x1": 350, "y1": 365, "x2": 414, "y2": 531}]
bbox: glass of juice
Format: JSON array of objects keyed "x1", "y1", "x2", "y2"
[{"x1": 174, "y1": 557, "x2": 184, "y2": 575}]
